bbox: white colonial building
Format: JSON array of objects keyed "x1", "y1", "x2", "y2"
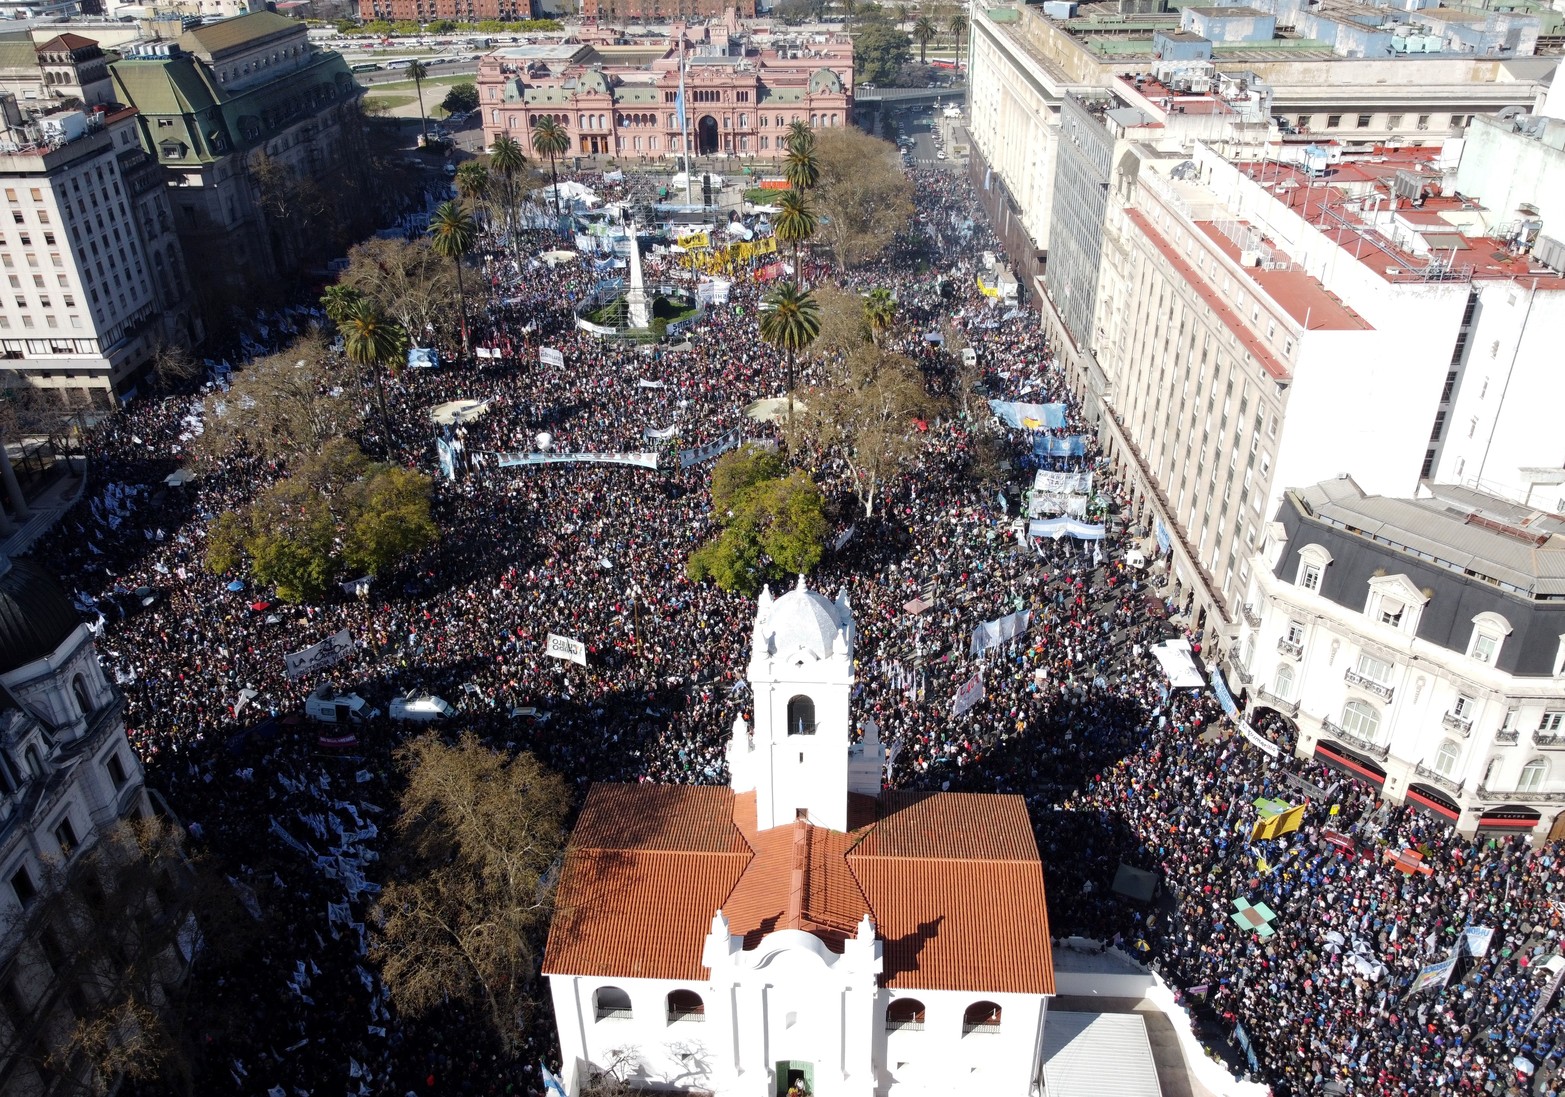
[
  {"x1": 1240, "y1": 476, "x2": 1565, "y2": 843},
  {"x1": 545, "y1": 579, "x2": 1055, "y2": 1097}
]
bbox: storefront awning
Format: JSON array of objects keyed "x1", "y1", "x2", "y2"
[
  {"x1": 1406, "y1": 784, "x2": 1461, "y2": 825},
  {"x1": 1477, "y1": 805, "x2": 1541, "y2": 833},
  {"x1": 1315, "y1": 740, "x2": 1387, "y2": 787}
]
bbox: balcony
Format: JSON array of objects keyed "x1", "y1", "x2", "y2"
[
  {"x1": 1242, "y1": 603, "x2": 1261, "y2": 628},
  {"x1": 1256, "y1": 690, "x2": 1299, "y2": 718},
  {"x1": 1277, "y1": 637, "x2": 1303, "y2": 660},
  {"x1": 1343, "y1": 669, "x2": 1394, "y2": 702},
  {"x1": 1412, "y1": 763, "x2": 1463, "y2": 796},
  {"x1": 1231, "y1": 664, "x2": 1253, "y2": 687},
  {"x1": 1476, "y1": 784, "x2": 1565, "y2": 803},
  {"x1": 1495, "y1": 728, "x2": 1519, "y2": 745},
  {"x1": 1319, "y1": 718, "x2": 1389, "y2": 761},
  {"x1": 1534, "y1": 730, "x2": 1565, "y2": 750},
  {"x1": 1441, "y1": 711, "x2": 1473, "y2": 738}
]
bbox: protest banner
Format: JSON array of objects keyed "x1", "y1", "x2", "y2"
[
  {"x1": 285, "y1": 629, "x2": 355, "y2": 679},
  {"x1": 494, "y1": 451, "x2": 660, "y2": 470},
  {"x1": 952, "y1": 671, "x2": 985, "y2": 718},
  {"x1": 970, "y1": 609, "x2": 1031, "y2": 658},
  {"x1": 539, "y1": 347, "x2": 565, "y2": 368},
  {"x1": 545, "y1": 633, "x2": 588, "y2": 667}
]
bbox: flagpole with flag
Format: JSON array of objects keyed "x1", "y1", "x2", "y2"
[{"x1": 678, "y1": 36, "x2": 692, "y2": 206}]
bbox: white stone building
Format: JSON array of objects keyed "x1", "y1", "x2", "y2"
[
  {"x1": 0, "y1": 555, "x2": 160, "y2": 1094},
  {"x1": 544, "y1": 579, "x2": 1055, "y2": 1097},
  {"x1": 1240, "y1": 477, "x2": 1565, "y2": 843}
]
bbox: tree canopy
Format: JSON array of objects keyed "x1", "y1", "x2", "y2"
[
  {"x1": 199, "y1": 335, "x2": 362, "y2": 462},
  {"x1": 853, "y1": 22, "x2": 911, "y2": 84},
  {"x1": 204, "y1": 439, "x2": 436, "y2": 602},
  {"x1": 441, "y1": 82, "x2": 479, "y2": 115},
  {"x1": 339, "y1": 237, "x2": 457, "y2": 349},
  {"x1": 811, "y1": 127, "x2": 914, "y2": 269},
  {"x1": 373, "y1": 734, "x2": 568, "y2": 1053},
  {"x1": 688, "y1": 446, "x2": 829, "y2": 594}
]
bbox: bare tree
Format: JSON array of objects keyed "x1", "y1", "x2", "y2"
[
  {"x1": 339, "y1": 238, "x2": 459, "y2": 350},
  {"x1": 811, "y1": 128, "x2": 914, "y2": 270},
  {"x1": 372, "y1": 734, "x2": 569, "y2": 1052},
  {"x1": 197, "y1": 335, "x2": 362, "y2": 463}
]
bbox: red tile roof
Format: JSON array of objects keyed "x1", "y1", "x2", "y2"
[
  {"x1": 544, "y1": 783, "x2": 1054, "y2": 995},
  {"x1": 36, "y1": 33, "x2": 97, "y2": 53}
]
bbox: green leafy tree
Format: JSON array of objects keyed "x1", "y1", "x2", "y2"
[
  {"x1": 531, "y1": 116, "x2": 571, "y2": 224},
  {"x1": 688, "y1": 451, "x2": 829, "y2": 594},
  {"x1": 759, "y1": 281, "x2": 821, "y2": 429},
  {"x1": 427, "y1": 200, "x2": 477, "y2": 352},
  {"x1": 441, "y1": 81, "x2": 479, "y2": 115},
  {"x1": 319, "y1": 284, "x2": 364, "y2": 328},
  {"x1": 245, "y1": 479, "x2": 339, "y2": 602},
  {"x1": 344, "y1": 465, "x2": 438, "y2": 577},
  {"x1": 487, "y1": 134, "x2": 528, "y2": 244},
  {"x1": 912, "y1": 15, "x2": 938, "y2": 64},
  {"x1": 373, "y1": 734, "x2": 568, "y2": 1053},
  {"x1": 853, "y1": 23, "x2": 912, "y2": 85},
  {"x1": 408, "y1": 59, "x2": 430, "y2": 149}
]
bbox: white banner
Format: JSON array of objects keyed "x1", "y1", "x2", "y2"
[
  {"x1": 539, "y1": 347, "x2": 565, "y2": 368},
  {"x1": 1463, "y1": 926, "x2": 1494, "y2": 957},
  {"x1": 678, "y1": 427, "x2": 744, "y2": 468},
  {"x1": 636, "y1": 378, "x2": 667, "y2": 389},
  {"x1": 475, "y1": 346, "x2": 501, "y2": 359},
  {"x1": 952, "y1": 671, "x2": 985, "y2": 718},
  {"x1": 970, "y1": 608, "x2": 1031, "y2": 658},
  {"x1": 285, "y1": 628, "x2": 355, "y2": 679},
  {"x1": 643, "y1": 424, "x2": 680, "y2": 440},
  {"x1": 1151, "y1": 638, "x2": 1206, "y2": 689},
  {"x1": 494, "y1": 451, "x2": 660, "y2": 470},
  {"x1": 832, "y1": 525, "x2": 856, "y2": 552},
  {"x1": 1239, "y1": 720, "x2": 1281, "y2": 758},
  {"x1": 1030, "y1": 470, "x2": 1093, "y2": 518},
  {"x1": 545, "y1": 633, "x2": 587, "y2": 666}
]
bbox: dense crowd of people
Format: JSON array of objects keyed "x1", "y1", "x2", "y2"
[{"x1": 30, "y1": 150, "x2": 1565, "y2": 1097}]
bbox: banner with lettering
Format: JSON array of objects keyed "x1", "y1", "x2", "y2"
[
  {"x1": 285, "y1": 629, "x2": 355, "y2": 679},
  {"x1": 970, "y1": 609, "x2": 1031, "y2": 658},
  {"x1": 539, "y1": 347, "x2": 565, "y2": 368},
  {"x1": 494, "y1": 451, "x2": 660, "y2": 470},
  {"x1": 545, "y1": 633, "x2": 588, "y2": 666},
  {"x1": 952, "y1": 671, "x2": 985, "y2": 718},
  {"x1": 678, "y1": 428, "x2": 744, "y2": 469}
]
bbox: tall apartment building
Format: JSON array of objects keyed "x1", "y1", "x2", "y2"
[
  {"x1": 109, "y1": 12, "x2": 359, "y2": 307},
  {"x1": 357, "y1": 0, "x2": 531, "y2": 24},
  {"x1": 0, "y1": 102, "x2": 198, "y2": 400},
  {"x1": 1083, "y1": 136, "x2": 1565, "y2": 662},
  {"x1": 964, "y1": 0, "x2": 1558, "y2": 297},
  {"x1": 1243, "y1": 477, "x2": 1565, "y2": 844}
]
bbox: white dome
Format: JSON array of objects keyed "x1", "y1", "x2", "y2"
[{"x1": 756, "y1": 578, "x2": 851, "y2": 660}]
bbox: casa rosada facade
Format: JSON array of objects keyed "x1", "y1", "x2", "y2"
[{"x1": 477, "y1": 39, "x2": 853, "y2": 160}]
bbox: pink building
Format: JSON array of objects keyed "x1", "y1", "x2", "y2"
[{"x1": 478, "y1": 30, "x2": 853, "y2": 161}]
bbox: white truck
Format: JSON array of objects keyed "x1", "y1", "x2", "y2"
[
  {"x1": 389, "y1": 691, "x2": 455, "y2": 722},
  {"x1": 304, "y1": 688, "x2": 378, "y2": 725}
]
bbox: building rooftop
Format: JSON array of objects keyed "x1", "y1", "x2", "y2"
[
  {"x1": 179, "y1": 11, "x2": 300, "y2": 58},
  {"x1": 1293, "y1": 476, "x2": 1565, "y2": 598},
  {"x1": 1194, "y1": 221, "x2": 1372, "y2": 331},
  {"x1": 545, "y1": 783, "x2": 1055, "y2": 994}
]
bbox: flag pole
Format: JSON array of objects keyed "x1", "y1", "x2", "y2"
[{"x1": 679, "y1": 35, "x2": 693, "y2": 206}]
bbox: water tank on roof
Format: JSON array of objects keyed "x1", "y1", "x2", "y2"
[{"x1": 38, "y1": 110, "x2": 87, "y2": 143}]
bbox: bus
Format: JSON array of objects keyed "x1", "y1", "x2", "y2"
[{"x1": 350, "y1": 61, "x2": 382, "y2": 73}]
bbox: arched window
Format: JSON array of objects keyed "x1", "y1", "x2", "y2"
[
  {"x1": 963, "y1": 1001, "x2": 1001, "y2": 1034},
  {"x1": 72, "y1": 674, "x2": 92, "y2": 717},
  {"x1": 594, "y1": 986, "x2": 632, "y2": 1021},
  {"x1": 1433, "y1": 738, "x2": 1461, "y2": 777},
  {"x1": 24, "y1": 745, "x2": 42, "y2": 778},
  {"x1": 1520, "y1": 758, "x2": 1548, "y2": 793},
  {"x1": 1341, "y1": 700, "x2": 1380, "y2": 742},
  {"x1": 667, "y1": 989, "x2": 704, "y2": 1021},
  {"x1": 787, "y1": 695, "x2": 815, "y2": 736},
  {"x1": 1272, "y1": 664, "x2": 1294, "y2": 700},
  {"x1": 886, "y1": 998, "x2": 925, "y2": 1031}
]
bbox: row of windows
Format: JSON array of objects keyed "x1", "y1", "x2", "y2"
[
  {"x1": 1293, "y1": 113, "x2": 1466, "y2": 132},
  {"x1": 590, "y1": 987, "x2": 1003, "y2": 1033}
]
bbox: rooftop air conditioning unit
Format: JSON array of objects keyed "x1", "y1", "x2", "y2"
[{"x1": 1239, "y1": 249, "x2": 1262, "y2": 266}]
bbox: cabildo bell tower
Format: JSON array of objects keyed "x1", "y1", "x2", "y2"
[{"x1": 728, "y1": 577, "x2": 881, "y2": 832}]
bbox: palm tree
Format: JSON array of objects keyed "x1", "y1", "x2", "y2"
[
  {"x1": 319, "y1": 284, "x2": 364, "y2": 329},
  {"x1": 759, "y1": 281, "x2": 821, "y2": 430},
  {"x1": 531, "y1": 116, "x2": 571, "y2": 226},
  {"x1": 841, "y1": 0, "x2": 857, "y2": 28},
  {"x1": 785, "y1": 121, "x2": 814, "y2": 157},
  {"x1": 783, "y1": 142, "x2": 819, "y2": 193},
  {"x1": 487, "y1": 134, "x2": 526, "y2": 244},
  {"x1": 772, "y1": 189, "x2": 817, "y2": 286},
  {"x1": 913, "y1": 16, "x2": 938, "y2": 65},
  {"x1": 408, "y1": 59, "x2": 430, "y2": 150},
  {"x1": 949, "y1": 10, "x2": 969, "y2": 74},
  {"x1": 428, "y1": 200, "x2": 477, "y2": 353},
  {"x1": 864, "y1": 287, "x2": 895, "y2": 343},
  {"x1": 340, "y1": 298, "x2": 407, "y2": 451}
]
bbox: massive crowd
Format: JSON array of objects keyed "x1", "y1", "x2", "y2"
[{"x1": 33, "y1": 150, "x2": 1565, "y2": 1097}]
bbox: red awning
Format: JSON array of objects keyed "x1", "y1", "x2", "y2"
[
  {"x1": 1406, "y1": 784, "x2": 1461, "y2": 824},
  {"x1": 1315, "y1": 741, "x2": 1386, "y2": 787}
]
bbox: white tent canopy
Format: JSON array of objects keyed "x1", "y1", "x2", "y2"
[{"x1": 1151, "y1": 638, "x2": 1206, "y2": 689}]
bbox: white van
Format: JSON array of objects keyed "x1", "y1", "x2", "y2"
[
  {"x1": 304, "y1": 688, "x2": 378, "y2": 725},
  {"x1": 389, "y1": 691, "x2": 455, "y2": 722}
]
